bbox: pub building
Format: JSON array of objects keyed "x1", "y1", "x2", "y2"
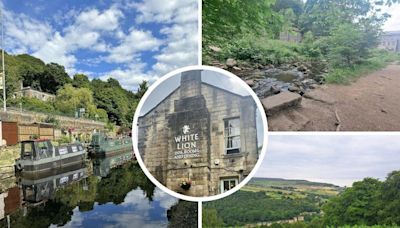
[{"x1": 137, "y1": 70, "x2": 259, "y2": 197}]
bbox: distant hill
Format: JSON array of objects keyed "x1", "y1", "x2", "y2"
[{"x1": 250, "y1": 177, "x2": 341, "y2": 188}]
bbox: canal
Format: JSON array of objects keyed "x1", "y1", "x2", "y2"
[{"x1": 0, "y1": 152, "x2": 197, "y2": 228}]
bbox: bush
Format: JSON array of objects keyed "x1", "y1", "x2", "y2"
[
  {"x1": 217, "y1": 35, "x2": 305, "y2": 65},
  {"x1": 325, "y1": 50, "x2": 400, "y2": 84},
  {"x1": 21, "y1": 97, "x2": 55, "y2": 113}
]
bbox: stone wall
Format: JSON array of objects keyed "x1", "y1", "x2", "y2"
[
  {"x1": 138, "y1": 70, "x2": 259, "y2": 196},
  {"x1": 0, "y1": 109, "x2": 106, "y2": 133}
]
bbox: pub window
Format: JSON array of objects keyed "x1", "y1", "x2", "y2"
[
  {"x1": 224, "y1": 118, "x2": 240, "y2": 154},
  {"x1": 220, "y1": 178, "x2": 238, "y2": 193}
]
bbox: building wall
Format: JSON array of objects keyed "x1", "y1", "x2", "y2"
[
  {"x1": 14, "y1": 87, "x2": 56, "y2": 102},
  {"x1": 138, "y1": 71, "x2": 258, "y2": 196},
  {"x1": 379, "y1": 31, "x2": 400, "y2": 53}
]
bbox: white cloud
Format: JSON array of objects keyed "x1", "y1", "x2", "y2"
[
  {"x1": 2, "y1": 0, "x2": 199, "y2": 90},
  {"x1": 100, "y1": 62, "x2": 159, "y2": 90},
  {"x1": 133, "y1": 0, "x2": 194, "y2": 24},
  {"x1": 106, "y1": 29, "x2": 162, "y2": 63}
]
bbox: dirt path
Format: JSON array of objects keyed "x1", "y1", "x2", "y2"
[{"x1": 268, "y1": 63, "x2": 400, "y2": 131}]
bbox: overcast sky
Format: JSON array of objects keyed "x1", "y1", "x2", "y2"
[
  {"x1": 381, "y1": 3, "x2": 400, "y2": 31},
  {"x1": 256, "y1": 135, "x2": 400, "y2": 187}
]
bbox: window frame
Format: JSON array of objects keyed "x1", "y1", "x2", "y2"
[
  {"x1": 220, "y1": 177, "x2": 239, "y2": 193},
  {"x1": 224, "y1": 117, "x2": 241, "y2": 154}
]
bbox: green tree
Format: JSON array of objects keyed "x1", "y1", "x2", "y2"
[
  {"x1": 322, "y1": 178, "x2": 383, "y2": 226},
  {"x1": 379, "y1": 171, "x2": 400, "y2": 225},
  {"x1": 202, "y1": 208, "x2": 225, "y2": 228},
  {"x1": 135, "y1": 80, "x2": 148, "y2": 99},
  {"x1": 203, "y1": 0, "x2": 283, "y2": 45},
  {"x1": 54, "y1": 84, "x2": 103, "y2": 120},
  {"x1": 72, "y1": 74, "x2": 91, "y2": 88},
  {"x1": 41, "y1": 63, "x2": 72, "y2": 94}
]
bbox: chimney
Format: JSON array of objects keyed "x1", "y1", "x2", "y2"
[{"x1": 180, "y1": 70, "x2": 201, "y2": 98}]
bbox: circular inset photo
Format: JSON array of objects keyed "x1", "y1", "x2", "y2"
[{"x1": 132, "y1": 66, "x2": 268, "y2": 201}]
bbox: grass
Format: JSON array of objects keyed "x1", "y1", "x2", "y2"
[
  {"x1": 325, "y1": 50, "x2": 400, "y2": 84},
  {"x1": 0, "y1": 145, "x2": 20, "y2": 167}
]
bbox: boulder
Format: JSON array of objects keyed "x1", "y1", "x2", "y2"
[
  {"x1": 233, "y1": 66, "x2": 242, "y2": 71},
  {"x1": 245, "y1": 80, "x2": 255, "y2": 87},
  {"x1": 288, "y1": 86, "x2": 301, "y2": 93},
  {"x1": 226, "y1": 58, "x2": 237, "y2": 67},
  {"x1": 297, "y1": 65, "x2": 308, "y2": 72},
  {"x1": 270, "y1": 85, "x2": 281, "y2": 94},
  {"x1": 261, "y1": 92, "x2": 302, "y2": 116}
]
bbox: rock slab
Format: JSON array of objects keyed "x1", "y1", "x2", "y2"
[{"x1": 261, "y1": 92, "x2": 302, "y2": 116}]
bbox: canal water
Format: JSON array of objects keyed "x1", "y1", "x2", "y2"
[{"x1": 0, "y1": 152, "x2": 195, "y2": 228}]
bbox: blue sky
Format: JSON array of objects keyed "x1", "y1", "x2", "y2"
[
  {"x1": 1, "y1": 0, "x2": 198, "y2": 91},
  {"x1": 257, "y1": 135, "x2": 400, "y2": 187}
]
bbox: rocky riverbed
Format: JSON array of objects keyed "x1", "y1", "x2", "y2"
[{"x1": 212, "y1": 58, "x2": 328, "y2": 99}]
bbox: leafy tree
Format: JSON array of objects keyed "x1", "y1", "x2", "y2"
[
  {"x1": 40, "y1": 63, "x2": 72, "y2": 94},
  {"x1": 54, "y1": 84, "x2": 101, "y2": 119},
  {"x1": 135, "y1": 80, "x2": 148, "y2": 99},
  {"x1": 203, "y1": 208, "x2": 225, "y2": 228},
  {"x1": 379, "y1": 171, "x2": 400, "y2": 225},
  {"x1": 203, "y1": 0, "x2": 283, "y2": 46},
  {"x1": 72, "y1": 74, "x2": 91, "y2": 88}
]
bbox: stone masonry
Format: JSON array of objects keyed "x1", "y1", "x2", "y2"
[{"x1": 138, "y1": 70, "x2": 259, "y2": 196}]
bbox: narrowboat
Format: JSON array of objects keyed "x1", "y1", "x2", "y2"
[
  {"x1": 20, "y1": 165, "x2": 87, "y2": 204},
  {"x1": 15, "y1": 139, "x2": 86, "y2": 173},
  {"x1": 88, "y1": 133, "x2": 133, "y2": 157},
  {"x1": 92, "y1": 151, "x2": 134, "y2": 177}
]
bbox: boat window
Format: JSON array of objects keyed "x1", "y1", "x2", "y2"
[
  {"x1": 22, "y1": 143, "x2": 34, "y2": 159},
  {"x1": 36, "y1": 141, "x2": 52, "y2": 159}
]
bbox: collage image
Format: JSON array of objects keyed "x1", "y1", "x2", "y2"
[{"x1": 0, "y1": 0, "x2": 400, "y2": 228}]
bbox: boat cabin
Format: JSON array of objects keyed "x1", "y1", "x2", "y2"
[{"x1": 21, "y1": 139, "x2": 55, "y2": 161}]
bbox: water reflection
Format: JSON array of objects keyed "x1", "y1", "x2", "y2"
[{"x1": 0, "y1": 152, "x2": 196, "y2": 228}]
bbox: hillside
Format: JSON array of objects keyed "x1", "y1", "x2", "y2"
[
  {"x1": 203, "y1": 178, "x2": 342, "y2": 227},
  {"x1": 2, "y1": 51, "x2": 147, "y2": 127}
]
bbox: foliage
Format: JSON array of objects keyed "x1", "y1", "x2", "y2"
[
  {"x1": 325, "y1": 50, "x2": 400, "y2": 84},
  {"x1": 322, "y1": 171, "x2": 400, "y2": 227},
  {"x1": 167, "y1": 200, "x2": 198, "y2": 228},
  {"x1": 54, "y1": 84, "x2": 101, "y2": 120},
  {"x1": 90, "y1": 78, "x2": 137, "y2": 126},
  {"x1": 202, "y1": 208, "x2": 225, "y2": 228},
  {"x1": 43, "y1": 115, "x2": 60, "y2": 128},
  {"x1": 20, "y1": 97, "x2": 55, "y2": 113},
  {"x1": 216, "y1": 36, "x2": 305, "y2": 65},
  {"x1": 57, "y1": 135, "x2": 72, "y2": 145},
  {"x1": 202, "y1": 0, "x2": 283, "y2": 47},
  {"x1": 3, "y1": 51, "x2": 142, "y2": 126},
  {"x1": 204, "y1": 190, "x2": 319, "y2": 226},
  {"x1": 72, "y1": 74, "x2": 91, "y2": 88},
  {"x1": 40, "y1": 63, "x2": 72, "y2": 94}
]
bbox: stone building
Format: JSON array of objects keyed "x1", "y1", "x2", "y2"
[
  {"x1": 379, "y1": 31, "x2": 400, "y2": 53},
  {"x1": 138, "y1": 70, "x2": 259, "y2": 197},
  {"x1": 14, "y1": 87, "x2": 56, "y2": 102}
]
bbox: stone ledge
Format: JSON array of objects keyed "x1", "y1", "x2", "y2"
[{"x1": 261, "y1": 92, "x2": 302, "y2": 116}]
